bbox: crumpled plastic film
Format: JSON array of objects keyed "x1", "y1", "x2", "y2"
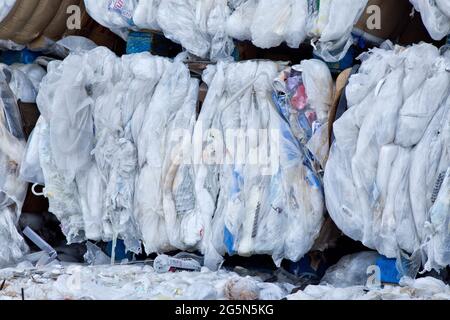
[
  {"x1": 0, "y1": 0, "x2": 16, "y2": 23},
  {"x1": 0, "y1": 64, "x2": 31, "y2": 267},
  {"x1": 410, "y1": 0, "x2": 450, "y2": 41}
]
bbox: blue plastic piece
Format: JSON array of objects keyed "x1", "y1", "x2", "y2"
[
  {"x1": 106, "y1": 239, "x2": 133, "y2": 261},
  {"x1": 0, "y1": 49, "x2": 40, "y2": 65}
]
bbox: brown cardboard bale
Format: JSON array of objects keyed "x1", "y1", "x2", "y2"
[
  {"x1": 42, "y1": 0, "x2": 81, "y2": 41},
  {"x1": 11, "y1": 0, "x2": 63, "y2": 45},
  {"x1": 355, "y1": 0, "x2": 412, "y2": 43},
  {"x1": 0, "y1": 0, "x2": 40, "y2": 40}
]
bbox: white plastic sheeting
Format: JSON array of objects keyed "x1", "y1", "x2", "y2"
[
  {"x1": 410, "y1": 0, "x2": 450, "y2": 41},
  {"x1": 196, "y1": 60, "x2": 327, "y2": 269},
  {"x1": 0, "y1": 263, "x2": 291, "y2": 300},
  {"x1": 30, "y1": 47, "x2": 202, "y2": 255},
  {"x1": 84, "y1": 0, "x2": 234, "y2": 61},
  {"x1": 0, "y1": 63, "x2": 35, "y2": 267},
  {"x1": 324, "y1": 43, "x2": 450, "y2": 271},
  {"x1": 227, "y1": 0, "x2": 368, "y2": 61},
  {"x1": 287, "y1": 276, "x2": 450, "y2": 300},
  {"x1": 84, "y1": 0, "x2": 368, "y2": 62}
]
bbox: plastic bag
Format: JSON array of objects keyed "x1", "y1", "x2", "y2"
[
  {"x1": 0, "y1": 0, "x2": 16, "y2": 23},
  {"x1": 313, "y1": 0, "x2": 368, "y2": 62}
]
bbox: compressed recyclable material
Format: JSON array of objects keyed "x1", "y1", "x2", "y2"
[
  {"x1": 0, "y1": 0, "x2": 16, "y2": 24},
  {"x1": 227, "y1": 0, "x2": 368, "y2": 62},
  {"x1": 324, "y1": 43, "x2": 450, "y2": 271}
]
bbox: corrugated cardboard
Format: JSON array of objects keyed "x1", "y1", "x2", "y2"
[
  {"x1": 0, "y1": 0, "x2": 40, "y2": 40},
  {"x1": 11, "y1": 0, "x2": 63, "y2": 44}
]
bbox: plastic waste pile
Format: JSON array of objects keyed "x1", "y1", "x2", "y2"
[
  {"x1": 324, "y1": 43, "x2": 450, "y2": 272},
  {"x1": 84, "y1": 0, "x2": 234, "y2": 61},
  {"x1": 410, "y1": 0, "x2": 450, "y2": 40},
  {"x1": 227, "y1": 0, "x2": 368, "y2": 61},
  {"x1": 0, "y1": 263, "x2": 291, "y2": 300},
  {"x1": 287, "y1": 252, "x2": 450, "y2": 300},
  {"x1": 0, "y1": 0, "x2": 16, "y2": 23},
  {"x1": 0, "y1": 62, "x2": 46, "y2": 267},
  {"x1": 195, "y1": 59, "x2": 328, "y2": 269}
]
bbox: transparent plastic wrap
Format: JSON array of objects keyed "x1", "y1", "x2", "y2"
[
  {"x1": 0, "y1": 207, "x2": 28, "y2": 267},
  {"x1": 19, "y1": 117, "x2": 45, "y2": 185},
  {"x1": 133, "y1": 57, "x2": 192, "y2": 254},
  {"x1": 272, "y1": 59, "x2": 333, "y2": 169},
  {"x1": 157, "y1": 0, "x2": 233, "y2": 61},
  {"x1": 133, "y1": 0, "x2": 161, "y2": 30},
  {"x1": 313, "y1": 0, "x2": 368, "y2": 62},
  {"x1": 0, "y1": 67, "x2": 28, "y2": 267},
  {"x1": 0, "y1": 0, "x2": 16, "y2": 23},
  {"x1": 226, "y1": 0, "x2": 257, "y2": 41},
  {"x1": 324, "y1": 44, "x2": 450, "y2": 270},
  {"x1": 436, "y1": 0, "x2": 450, "y2": 18},
  {"x1": 320, "y1": 251, "x2": 380, "y2": 288},
  {"x1": 410, "y1": 0, "x2": 450, "y2": 40}
]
